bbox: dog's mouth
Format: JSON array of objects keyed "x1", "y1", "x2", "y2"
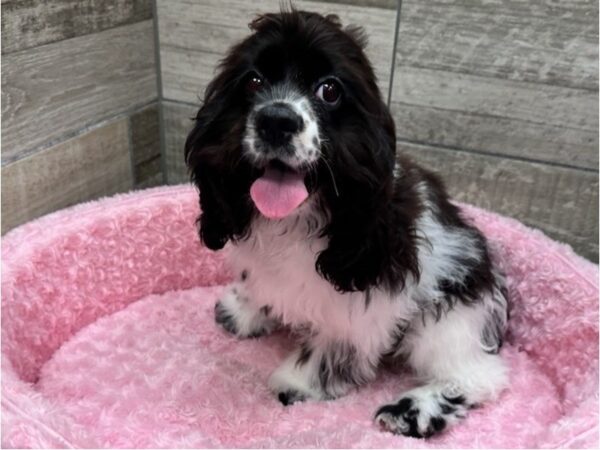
[{"x1": 250, "y1": 159, "x2": 309, "y2": 219}]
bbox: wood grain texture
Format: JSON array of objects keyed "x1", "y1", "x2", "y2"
[
  {"x1": 1, "y1": 119, "x2": 133, "y2": 234},
  {"x1": 399, "y1": 141, "x2": 598, "y2": 261},
  {"x1": 395, "y1": 0, "x2": 598, "y2": 90},
  {"x1": 134, "y1": 156, "x2": 163, "y2": 187},
  {"x1": 390, "y1": 100, "x2": 598, "y2": 170},
  {"x1": 130, "y1": 103, "x2": 160, "y2": 166},
  {"x1": 391, "y1": 66, "x2": 598, "y2": 170},
  {"x1": 130, "y1": 103, "x2": 162, "y2": 187},
  {"x1": 1, "y1": 20, "x2": 157, "y2": 165},
  {"x1": 390, "y1": 0, "x2": 598, "y2": 259},
  {"x1": 392, "y1": 67, "x2": 597, "y2": 132},
  {"x1": 1, "y1": 0, "x2": 153, "y2": 54},
  {"x1": 157, "y1": 0, "x2": 397, "y2": 103},
  {"x1": 163, "y1": 101, "x2": 196, "y2": 184}
]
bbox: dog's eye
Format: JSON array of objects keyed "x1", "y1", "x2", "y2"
[
  {"x1": 246, "y1": 74, "x2": 264, "y2": 93},
  {"x1": 315, "y1": 80, "x2": 341, "y2": 104}
]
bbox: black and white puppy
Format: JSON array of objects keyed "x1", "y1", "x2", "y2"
[{"x1": 185, "y1": 9, "x2": 509, "y2": 438}]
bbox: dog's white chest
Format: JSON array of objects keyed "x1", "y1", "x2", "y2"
[
  {"x1": 227, "y1": 217, "x2": 332, "y2": 324},
  {"x1": 225, "y1": 214, "x2": 409, "y2": 344}
]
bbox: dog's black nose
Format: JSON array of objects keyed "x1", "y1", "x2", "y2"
[{"x1": 255, "y1": 103, "x2": 303, "y2": 147}]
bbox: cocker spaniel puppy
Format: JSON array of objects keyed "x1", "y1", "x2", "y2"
[{"x1": 185, "y1": 9, "x2": 509, "y2": 438}]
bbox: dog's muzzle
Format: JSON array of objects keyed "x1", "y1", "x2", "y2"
[{"x1": 255, "y1": 102, "x2": 304, "y2": 151}]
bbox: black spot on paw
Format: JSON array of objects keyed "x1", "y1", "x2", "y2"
[
  {"x1": 375, "y1": 397, "x2": 413, "y2": 417},
  {"x1": 214, "y1": 301, "x2": 238, "y2": 335},
  {"x1": 428, "y1": 416, "x2": 446, "y2": 435},
  {"x1": 240, "y1": 269, "x2": 249, "y2": 281},
  {"x1": 377, "y1": 398, "x2": 432, "y2": 439},
  {"x1": 402, "y1": 413, "x2": 422, "y2": 438},
  {"x1": 278, "y1": 392, "x2": 291, "y2": 405},
  {"x1": 278, "y1": 390, "x2": 305, "y2": 406}
]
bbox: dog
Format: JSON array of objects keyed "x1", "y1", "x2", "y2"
[{"x1": 184, "y1": 9, "x2": 509, "y2": 438}]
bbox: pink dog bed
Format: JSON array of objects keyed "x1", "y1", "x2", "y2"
[{"x1": 2, "y1": 185, "x2": 598, "y2": 448}]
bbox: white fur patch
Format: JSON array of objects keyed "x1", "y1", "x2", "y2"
[
  {"x1": 268, "y1": 349, "x2": 324, "y2": 401},
  {"x1": 243, "y1": 90, "x2": 320, "y2": 168},
  {"x1": 216, "y1": 283, "x2": 278, "y2": 338}
]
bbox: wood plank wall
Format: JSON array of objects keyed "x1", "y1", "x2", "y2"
[
  {"x1": 1, "y1": 0, "x2": 162, "y2": 233},
  {"x1": 390, "y1": 0, "x2": 599, "y2": 261}
]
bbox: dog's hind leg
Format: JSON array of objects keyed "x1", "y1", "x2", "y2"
[{"x1": 375, "y1": 299, "x2": 508, "y2": 438}]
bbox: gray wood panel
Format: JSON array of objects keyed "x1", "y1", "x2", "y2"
[
  {"x1": 395, "y1": 0, "x2": 598, "y2": 90},
  {"x1": 1, "y1": 20, "x2": 157, "y2": 165},
  {"x1": 130, "y1": 103, "x2": 160, "y2": 166},
  {"x1": 130, "y1": 103, "x2": 162, "y2": 187},
  {"x1": 134, "y1": 156, "x2": 163, "y2": 188},
  {"x1": 163, "y1": 101, "x2": 196, "y2": 184},
  {"x1": 390, "y1": 0, "x2": 598, "y2": 260},
  {"x1": 157, "y1": 0, "x2": 397, "y2": 103},
  {"x1": 399, "y1": 141, "x2": 598, "y2": 261},
  {"x1": 1, "y1": 119, "x2": 133, "y2": 234},
  {"x1": 392, "y1": 67, "x2": 596, "y2": 132},
  {"x1": 1, "y1": 0, "x2": 153, "y2": 54},
  {"x1": 390, "y1": 100, "x2": 598, "y2": 170},
  {"x1": 390, "y1": 66, "x2": 598, "y2": 170},
  {"x1": 160, "y1": 51, "x2": 222, "y2": 106}
]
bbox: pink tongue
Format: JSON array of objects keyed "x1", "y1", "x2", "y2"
[{"x1": 250, "y1": 166, "x2": 308, "y2": 219}]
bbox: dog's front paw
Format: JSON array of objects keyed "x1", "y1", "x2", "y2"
[
  {"x1": 269, "y1": 371, "x2": 316, "y2": 406},
  {"x1": 269, "y1": 353, "x2": 324, "y2": 406},
  {"x1": 214, "y1": 300, "x2": 239, "y2": 335},
  {"x1": 276, "y1": 389, "x2": 307, "y2": 406},
  {"x1": 375, "y1": 388, "x2": 468, "y2": 438},
  {"x1": 214, "y1": 285, "x2": 278, "y2": 338}
]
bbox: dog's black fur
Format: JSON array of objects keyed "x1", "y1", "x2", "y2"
[
  {"x1": 185, "y1": 10, "x2": 497, "y2": 297},
  {"x1": 185, "y1": 9, "x2": 508, "y2": 438}
]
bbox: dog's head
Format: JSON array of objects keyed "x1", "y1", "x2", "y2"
[{"x1": 186, "y1": 9, "x2": 406, "y2": 292}]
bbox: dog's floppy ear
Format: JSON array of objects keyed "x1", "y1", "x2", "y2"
[
  {"x1": 185, "y1": 69, "x2": 255, "y2": 251},
  {"x1": 316, "y1": 105, "x2": 420, "y2": 293}
]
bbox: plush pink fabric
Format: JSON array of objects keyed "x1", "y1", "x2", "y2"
[{"x1": 1, "y1": 184, "x2": 598, "y2": 448}]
